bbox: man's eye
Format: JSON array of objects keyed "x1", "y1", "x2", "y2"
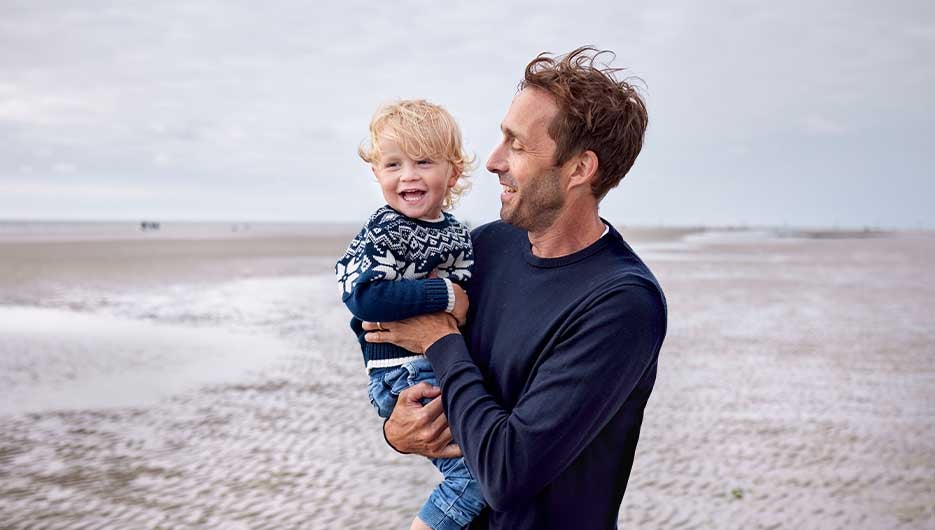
[{"x1": 511, "y1": 142, "x2": 524, "y2": 151}]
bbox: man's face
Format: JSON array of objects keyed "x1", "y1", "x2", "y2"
[{"x1": 486, "y1": 88, "x2": 566, "y2": 232}]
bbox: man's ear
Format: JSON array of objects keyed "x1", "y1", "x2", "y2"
[{"x1": 566, "y1": 150, "x2": 599, "y2": 191}]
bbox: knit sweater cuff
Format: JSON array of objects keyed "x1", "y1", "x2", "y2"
[
  {"x1": 442, "y1": 278, "x2": 456, "y2": 312},
  {"x1": 425, "y1": 333, "x2": 471, "y2": 379},
  {"x1": 423, "y1": 278, "x2": 451, "y2": 313}
]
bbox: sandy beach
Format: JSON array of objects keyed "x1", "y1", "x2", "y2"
[{"x1": 0, "y1": 223, "x2": 932, "y2": 529}]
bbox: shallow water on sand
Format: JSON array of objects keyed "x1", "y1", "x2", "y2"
[
  {"x1": 0, "y1": 305, "x2": 296, "y2": 414},
  {"x1": 0, "y1": 230, "x2": 933, "y2": 529}
]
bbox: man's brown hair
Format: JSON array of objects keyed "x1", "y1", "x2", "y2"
[{"x1": 520, "y1": 46, "x2": 648, "y2": 199}]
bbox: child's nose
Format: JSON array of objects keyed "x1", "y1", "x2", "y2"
[{"x1": 401, "y1": 167, "x2": 419, "y2": 181}]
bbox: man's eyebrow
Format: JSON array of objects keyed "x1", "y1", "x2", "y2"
[{"x1": 501, "y1": 125, "x2": 522, "y2": 141}]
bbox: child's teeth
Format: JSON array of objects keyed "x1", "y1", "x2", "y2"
[{"x1": 402, "y1": 191, "x2": 425, "y2": 202}]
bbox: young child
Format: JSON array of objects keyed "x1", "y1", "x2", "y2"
[{"x1": 335, "y1": 100, "x2": 484, "y2": 530}]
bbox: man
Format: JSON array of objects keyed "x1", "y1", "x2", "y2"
[{"x1": 364, "y1": 46, "x2": 667, "y2": 529}]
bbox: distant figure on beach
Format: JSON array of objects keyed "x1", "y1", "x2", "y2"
[
  {"x1": 335, "y1": 100, "x2": 484, "y2": 530},
  {"x1": 364, "y1": 47, "x2": 667, "y2": 529}
]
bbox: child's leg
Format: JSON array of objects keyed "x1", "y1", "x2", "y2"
[
  {"x1": 410, "y1": 517, "x2": 432, "y2": 530},
  {"x1": 378, "y1": 358, "x2": 486, "y2": 529},
  {"x1": 368, "y1": 365, "x2": 406, "y2": 419},
  {"x1": 417, "y1": 456, "x2": 485, "y2": 530}
]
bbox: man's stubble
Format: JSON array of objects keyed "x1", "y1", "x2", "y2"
[{"x1": 500, "y1": 169, "x2": 565, "y2": 233}]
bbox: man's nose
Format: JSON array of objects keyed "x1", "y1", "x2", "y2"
[{"x1": 486, "y1": 142, "x2": 507, "y2": 175}]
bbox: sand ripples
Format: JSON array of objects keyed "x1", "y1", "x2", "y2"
[{"x1": 1, "y1": 234, "x2": 933, "y2": 529}]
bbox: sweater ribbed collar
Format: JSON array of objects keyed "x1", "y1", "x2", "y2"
[
  {"x1": 523, "y1": 219, "x2": 615, "y2": 268},
  {"x1": 382, "y1": 204, "x2": 452, "y2": 229}
]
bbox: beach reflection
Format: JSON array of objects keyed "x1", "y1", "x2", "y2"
[{"x1": 0, "y1": 305, "x2": 295, "y2": 414}]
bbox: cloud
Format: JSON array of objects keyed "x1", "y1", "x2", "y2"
[
  {"x1": 0, "y1": 0, "x2": 932, "y2": 227},
  {"x1": 803, "y1": 115, "x2": 846, "y2": 136}
]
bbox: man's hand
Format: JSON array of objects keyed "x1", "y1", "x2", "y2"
[
  {"x1": 363, "y1": 313, "x2": 459, "y2": 354},
  {"x1": 428, "y1": 271, "x2": 469, "y2": 326},
  {"x1": 384, "y1": 382, "x2": 462, "y2": 458},
  {"x1": 450, "y1": 282, "x2": 469, "y2": 326}
]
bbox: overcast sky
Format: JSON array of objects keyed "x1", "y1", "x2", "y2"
[{"x1": 1, "y1": 0, "x2": 932, "y2": 228}]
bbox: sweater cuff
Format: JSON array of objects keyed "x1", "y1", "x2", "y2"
[
  {"x1": 442, "y1": 278, "x2": 456, "y2": 313},
  {"x1": 422, "y1": 278, "x2": 451, "y2": 313},
  {"x1": 425, "y1": 333, "x2": 471, "y2": 379}
]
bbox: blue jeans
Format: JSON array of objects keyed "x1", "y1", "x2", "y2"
[{"x1": 369, "y1": 357, "x2": 485, "y2": 530}]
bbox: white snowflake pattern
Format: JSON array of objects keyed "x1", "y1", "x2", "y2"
[
  {"x1": 336, "y1": 257, "x2": 362, "y2": 294},
  {"x1": 372, "y1": 249, "x2": 401, "y2": 281},
  {"x1": 435, "y1": 252, "x2": 474, "y2": 281},
  {"x1": 401, "y1": 262, "x2": 427, "y2": 280}
]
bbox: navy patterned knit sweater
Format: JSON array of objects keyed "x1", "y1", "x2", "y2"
[{"x1": 335, "y1": 205, "x2": 474, "y2": 368}]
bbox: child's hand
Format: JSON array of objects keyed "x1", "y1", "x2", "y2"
[{"x1": 451, "y1": 282, "x2": 469, "y2": 326}]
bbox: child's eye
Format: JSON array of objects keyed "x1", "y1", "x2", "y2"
[
  {"x1": 417, "y1": 159, "x2": 434, "y2": 165},
  {"x1": 384, "y1": 161, "x2": 399, "y2": 169}
]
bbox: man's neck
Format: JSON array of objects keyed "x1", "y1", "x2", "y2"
[{"x1": 528, "y1": 207, "x2": 605, "y2": 258}]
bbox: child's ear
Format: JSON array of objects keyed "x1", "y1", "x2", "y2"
[{"x1": 448, "y1": 163, "x2": 461, "y2": 188}]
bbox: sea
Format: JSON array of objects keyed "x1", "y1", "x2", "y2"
[{"x1": 0, "y1": 220, "x2": 357, "y2": 242}]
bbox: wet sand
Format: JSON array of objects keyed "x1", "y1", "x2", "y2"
[{"x1": 0, "y1": 227, "x2": 932, "y2": 529}]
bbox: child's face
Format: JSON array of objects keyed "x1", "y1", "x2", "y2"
[{"x1": 372, "y1": 138, "x2": 458, "y2": 219}]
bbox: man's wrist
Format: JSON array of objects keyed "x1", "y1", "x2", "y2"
[
  {"x1": 423, "y1": 315, "x2": 461, "y2": 352},
  {"x1": 423, "y1": 332, "x2": 468, "y2": 370}
]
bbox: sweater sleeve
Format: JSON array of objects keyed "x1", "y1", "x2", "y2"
[
  {"x1": 335, "y1": 214, "x2": 451, "y2": 322},
  {"x1": 425, "y1": 283, "x2": 666, "y2": 511},
  {"x1": 344, "y1": 278, "x2": 451, "y2": 322}
]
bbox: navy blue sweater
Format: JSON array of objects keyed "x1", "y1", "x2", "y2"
[
  {"x1": 425, "y1": 220, "x2": 667, "y2": 529},
  {"x1": 336, "y1": 205, "x2": 473, "y2": 367}
]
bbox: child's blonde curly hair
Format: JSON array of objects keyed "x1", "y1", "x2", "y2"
[{"x1": 359, "y1": 99, "x2": 474, "y2": 210}]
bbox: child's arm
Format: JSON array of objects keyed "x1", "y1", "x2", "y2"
[
  {"x1": 343, "y1": 277, "x2": 453, "y2": 323},
  {"x1": 336, "y1": 208, "x2": 470, "y2": 324}
]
